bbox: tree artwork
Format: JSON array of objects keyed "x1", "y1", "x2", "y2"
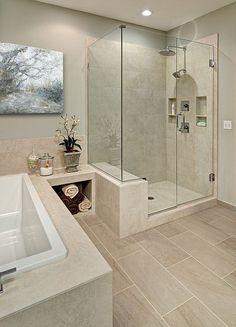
[{"x1": 0, "y1": 43, "x2": 63, "y2": 114}]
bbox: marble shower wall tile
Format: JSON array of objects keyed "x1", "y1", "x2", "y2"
[{"x1": 0, "y1": 136, "x2": 87, "y2": 175}]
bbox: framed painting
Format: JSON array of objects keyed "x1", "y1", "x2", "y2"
[{"x1": 0, "y1": 42, "x2": 63, "y2": 114}]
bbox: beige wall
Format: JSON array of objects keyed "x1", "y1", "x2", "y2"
[
  {"x1": 168, "y1": 2, "x2": 236, "y2": 206},
  {"x1": 0, "y1": 0, "x2": 121, "y2": 139}
]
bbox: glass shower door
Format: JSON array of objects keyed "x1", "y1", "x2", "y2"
[
  {"x1": 122, "y1": 29, "x2": 178, "y2": 214},
  {"x1": 176, "y1": 39, "x2": 215, "y2": 205}
]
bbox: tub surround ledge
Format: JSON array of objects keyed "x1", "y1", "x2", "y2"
[{"x1": 0, "y1": 166, "x2": 112, "y2": 327}]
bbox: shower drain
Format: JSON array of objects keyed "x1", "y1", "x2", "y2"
[{"x1": 148, "y1": 196, "x2": 155, "y2": 200}]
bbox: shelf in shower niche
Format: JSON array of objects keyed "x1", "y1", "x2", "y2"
[
  {"x1": 196, "y1": 96, "x2": 207, "y2": 127},
  {"x1": 168, "y1": 98, "x2": 177, "y2": 115},
  {"x1": 196, "y1": 116, "x2": 207, "y2": 127},
  {"x1": 196, "y1": 96, "x2": 207, "y2": 116},
  {"x1": 168, "y1": 98, "x2": 177, "y2": 123}
]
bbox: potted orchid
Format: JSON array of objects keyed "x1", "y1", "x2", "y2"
[{"x1": 55, "y1": 114, "x2": 82, "y2": 172}]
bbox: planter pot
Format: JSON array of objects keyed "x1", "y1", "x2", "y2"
[{"x1": 64, "y1": 151, "x2": 81, "y2": 173}]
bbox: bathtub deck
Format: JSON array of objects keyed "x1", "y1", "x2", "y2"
[{"x1": 0, "y1": 167, "x2": 112, "y2": 326}]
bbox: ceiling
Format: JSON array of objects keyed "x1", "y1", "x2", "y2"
[{"x1": 35, "y1": 0, "x2": 236, "y2": 31}]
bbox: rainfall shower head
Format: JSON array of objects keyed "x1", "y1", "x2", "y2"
[
  {"x1": 172, "y1": 69, "x2": 187, "y2": 79},
  {"x1": 159, "y1": 48, "x2": 176, "y2": 56}
]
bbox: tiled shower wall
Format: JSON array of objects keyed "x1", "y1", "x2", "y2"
[
  {"x1": 88, "y1": 39, "x2": 167, "y2": 183},
  {"x1": 123, "y1": 42, "x2": 167, "y2": 182},
  {"x1": 166, "y1": 42, "x2": 214, "y2": 196}
]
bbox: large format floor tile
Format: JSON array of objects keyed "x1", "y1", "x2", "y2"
[
  {"x1": 177, "y1": 214, "x2": 229, "y2": 245},
  {"x1": 156, "y1": 221, "x2": 187, "y2": 238},
  {"x1": 216, "y1": 237, "x2": 236, "y2": 258},
  {"x1": 197, "y1": 207, "x2": 227, "y2": 223},
  {"x1": 171, "y1": 230, "x2": 236, "y2": 277},
  {"x1": 119, "y1": 250, "x2": 191, "y2": 315},
  {"x1": 164, "y1": 297, "x2": 225, "y2": 327},
  {"x1": 133, "y1": 229, "x2": 189, "y2": 267},
  {"x1": 81, "y1": 214, "x2": 103, "y2": 227},
  {"x1": 214, "y1": 205, "x2": 236, "y2": 221},
  {"x1": 113, "y1": 286, "x2": 168, "y2": 327},
  {"x1": 77, "y1": 206, "x2": 236, "y2": 326},
  {"x1": 96, "y1": 243, "x2": 133, "y2": 295},
  {"x1": 90, "y1": 223, "x2": 141, "y2": 260},
  {"x1": 169, "y1": 257, "x2": 236, "y2": 327},
  {"x1": 224, "y1": 270, "x2": 236, "y2": 289},
  {"x1": 209, "y1": 217, "x2": 236, "y2": 236},
  {"x1": 77, "y1": 217, "x2": 101, "y2": 247}
]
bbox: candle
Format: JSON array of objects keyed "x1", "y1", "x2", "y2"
[{"x1": 40, "y1": 166, "x2": 53, "y2": 176}]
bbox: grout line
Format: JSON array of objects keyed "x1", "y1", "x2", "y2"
[
  {"x1": 168, "y1": 229, "x2": 190, "y2": 240},
  {"x1": 115, "y1": 249, "x2": 143, "y2": 261},
  {"x1": 166, "y1": 255, "x2": 191, "y2": 269},
  {"x1": 79, "y1": 216, "x2": 140, "y2": 284},
  {"x1": 213, "y1": 207, "x2": 236, "y2": 223},
  {"x1": 113, "y1": 285, "x2": 133, "y2": 297},
  {"x1": 80, "y1": 212, "x2": 231, "y2": 327},
  {"x1": 167, "y1": 228, "x2": 236, "y2": 294},
  {"x1": 214, "y1": 236, "x2": 232, "y2": 246},
  {"x1": 137, "y1": 242, "x2": 194, "y2": 295},
  {"x1": 222, "y1": 269, "x2": 236, "y2": 279},
  {"x1": 175, "y1": 217, "x2": 232, "y2": 248},
  {"x1": 137, "y1": 243, "x2": 229, "y2": 327},
  {"x1": 162, "y1": 296, "x2": 194, "y2": 317},
  {"x1": 167, "y1": 231, "x2": 236, "y2": 281},
  {"x1": 81, "y1": 219, "x2": 171, "y2": 324}
]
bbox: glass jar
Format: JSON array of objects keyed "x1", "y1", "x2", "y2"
[
  {"x1": 39, "y1": 153, "x2": 54, "y2": 176},
  {"x1": 27, "y1": 148, "x2": 39, "y2": 174}
]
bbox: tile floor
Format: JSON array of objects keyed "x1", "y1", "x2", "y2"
[{"x1": 77, "y1": 205, "x2": 236, "y2": 327}]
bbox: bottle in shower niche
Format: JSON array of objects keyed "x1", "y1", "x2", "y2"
[
  {"x1": 27, "y1": 147, "x2": 39, "y2": 174},
  {"x1": 39, "y1": 153, "x2": 54, "y2": 176},
  {"x1": 171, "y1": 101, "x2": 176, "y2": 115}
]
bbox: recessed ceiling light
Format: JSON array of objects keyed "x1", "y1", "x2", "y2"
[{"x1": 141, "y1": 9, "x2": 152, "y2": 17}]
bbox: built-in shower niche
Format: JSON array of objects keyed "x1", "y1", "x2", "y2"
[
  {"x1": 196, "y1": 96, "x2": 207, "y2": 127},
  {"x1": 168, "y1": 98, "x2": 177, "y2": 123}
]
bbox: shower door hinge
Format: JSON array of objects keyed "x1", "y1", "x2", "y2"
[
  {"x1": 209, "y1": 59, "x2": 216, "y2": 68},
  {"x1": 209, "y1": 173, "x2": 215, "y2": 182},
  {"x1": 87, "y1": 62, "x2": 90, "y2": 70}
]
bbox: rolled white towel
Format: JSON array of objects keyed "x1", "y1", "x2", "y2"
[
  {"x1": 78, "y1": 196, "x2": 92, "y2": 212},
  {"x1": 62, "y1": 184, "x2": 79, "y2": 199}
]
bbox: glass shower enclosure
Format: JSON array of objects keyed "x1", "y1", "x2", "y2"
[{"x1": 87, "y1": 26, "x2": 215, "y2": 215}]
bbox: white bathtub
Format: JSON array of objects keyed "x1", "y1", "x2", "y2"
[{"x1": 0, "y1": 173, "x2": 67, "y2": 279}]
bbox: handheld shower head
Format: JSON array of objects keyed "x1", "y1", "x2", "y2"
[{"x1": 172, "y1": 69, "x2": 187, "y2": 79}]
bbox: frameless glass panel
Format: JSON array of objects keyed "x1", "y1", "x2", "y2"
[
  {"x1": 122, "y1": 27, "x2": 178, "y2": 213},
  {"x1": 176, "y1": 38, "x2": 214, "y2": 204},
  {"x1": 87, "y1": 28, "x2": 122, "y2": 181}
]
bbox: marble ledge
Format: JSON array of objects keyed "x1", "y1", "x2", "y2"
[{"x1": 0, "y1": 167, "x2": 112, "y2": 321}]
